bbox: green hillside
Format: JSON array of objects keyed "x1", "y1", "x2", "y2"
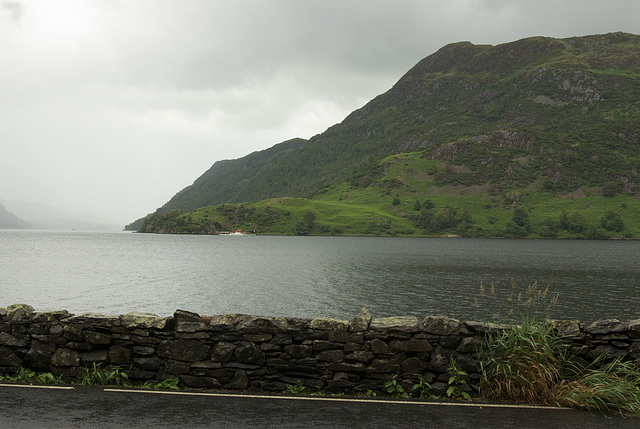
[
  {"x1": 138, "y1": 149, "x2": 640, "y2": 238},
  {"x1": 132, "y1": 32, "x2": 640, "y2": 237}
]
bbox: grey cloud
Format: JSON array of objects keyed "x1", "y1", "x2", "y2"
[
  {"x1": 1, "y1": 0, "x2": 24, "y2": 21},
  {"x1": 111, "y1": 2, "x2": 445, "y2": 92},
  {"x1": 83, "y1": 0, "x2": 640, "y2": 107}
]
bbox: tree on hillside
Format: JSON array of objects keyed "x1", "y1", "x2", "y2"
[
  {"x1": 559, "y1": 211, "x2": 587, "y2": 234},
  {"x1": 539, "y1": 218, "x2": 558, "y2": 238},
  {"x1": 294, "y1": 210, "x2": 317, "y2": 235},
  {"x1": 511, "y1": 207, "x2": 530, "y2": 231},
  {"x1": 600, "y1": 210, "x2": 624, "y2": 232},
  {"x1": 431, "y1": 207, "x2": 458, "y2": 231},
  {"x1": 505, "y1": 221, "x2": 528, "y2": 238},
  {"x1": 303, "y1": 210, "x2": 316, "y2": 229},
  {"x1": 602, "y1": 181, "x2": 620, "y2": 197}
]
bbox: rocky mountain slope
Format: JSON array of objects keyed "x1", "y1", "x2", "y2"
[{"x1": 129, "y1": 32, "x2": 640, "y2": 235}]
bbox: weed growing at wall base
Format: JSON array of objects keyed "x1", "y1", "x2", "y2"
[
  {"x1": 284, "y1": 380, "x2": 314, "y2": 395},
  {"x1": 411, "y1": 374, "x2": 435, "y2": 399},
  {"x1": 383, "y1": 374, "x2": 410, "y2": 398},
  {"x1": 0, "y1": 367, "x2": 63, "y2": 385},
  {"x1": 77, "y1": 362, "x2": 132, "y2": 387},
  {"x1": 141, "y1": 378, "x2": 180, "y2": 391},
  {"x1": 446, "y1": 357, "x2": 472, "y2": 401}
]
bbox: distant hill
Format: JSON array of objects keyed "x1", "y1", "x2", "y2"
[
  {"x1": 1, "y1": 200, "x2": 121, "y2": 231},
  {"x1": 0, "y1": 203, "x2": 25, "y2": 229},
  {"x1": 131, "y1": 32, "x2": 640, "y2": 238}
]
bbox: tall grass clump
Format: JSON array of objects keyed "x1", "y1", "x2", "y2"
[
  {"x1": 477, "y1": 280, "x2": 640, "y2": 416},
  {"x1": 555, "y1": 357, "x2": 640, "y2": 416},
  {"x1": 479, "y1": 317, "x2": 565, "y2": 405}
]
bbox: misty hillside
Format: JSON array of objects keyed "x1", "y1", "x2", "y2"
[
  {"x1": 129, "y1": 32, "x2": 640, "y2": 230},
  {"x1": 1, "y1": 200, "x2": 122, "y2": 231},
  {"x1": 0, "y1": 203, "x2": 25, "y2": 229}
]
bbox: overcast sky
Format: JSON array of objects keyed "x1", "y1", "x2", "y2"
[{"x1": 1, "y1": 0, "x2": 639, "y2": 225}]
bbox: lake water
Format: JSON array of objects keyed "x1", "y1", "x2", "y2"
[{"x1": 0, "y1": 230, "x2": 638, "y2": 323}]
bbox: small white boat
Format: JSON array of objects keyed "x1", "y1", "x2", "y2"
[{"x1": 219, "y1": 229, "x2": 245, "y2": 236}]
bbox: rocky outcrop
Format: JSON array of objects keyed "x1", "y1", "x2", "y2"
[{"x1": 0, "y1": 305, "x2": 638, "y2": 396}]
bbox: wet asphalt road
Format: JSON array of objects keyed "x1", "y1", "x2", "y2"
[{"x1": 1, "y1": 384, "x2": 638, "y2": 428}]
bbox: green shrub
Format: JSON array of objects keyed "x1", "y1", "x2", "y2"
[
  {"x1": 505, "y1": 220, "x2": 528, "y2": 237},
  {"x1": 559, "y1": 211, "x2": 587, "y2": 233},
  {"x1": 602, "y1": 181, "x2": 619, "y2": 197},
  {"x1": 511, "y1": 207, "x2": 530, "y2": 229},
  {"x1": 600, "y1": 210, "x2": 624, "y2": 232}
]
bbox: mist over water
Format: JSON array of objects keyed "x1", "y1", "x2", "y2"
[{"x1": 1, "y1": 230, "x2": 638, "y2": 323}]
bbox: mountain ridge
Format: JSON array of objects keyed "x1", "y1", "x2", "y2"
[{"x1": 128, "y1": 32, "x2": 640, "y2": 236}]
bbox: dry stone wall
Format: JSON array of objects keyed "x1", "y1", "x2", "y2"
[{"x1": 1, "y1": 304, "x2": 639, "y2": 395}]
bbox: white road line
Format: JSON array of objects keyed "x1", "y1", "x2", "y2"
[
  {"x1": 103, "y1": 389, "x2": 567, "y2": 410},
  {"x1": 0, "y1": 384, "x2": 74, "y2": 390}
]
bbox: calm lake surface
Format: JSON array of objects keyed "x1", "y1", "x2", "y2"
[{"x1": 0, "y1": 230, "x2": 638, "y2": 322}]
